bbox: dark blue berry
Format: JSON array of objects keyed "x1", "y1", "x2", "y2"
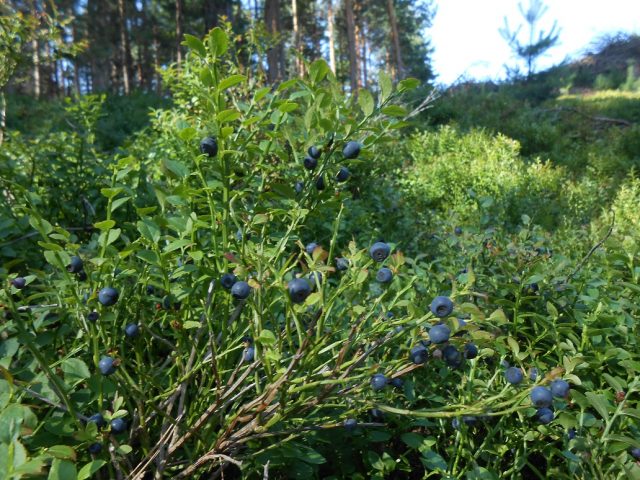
[
  {"x1": 98, "y1": 356, "x2": 116, "y2": 376},
  {"x1": 288, "y1": 278, "x2": 311, "y2": 304},
  {"x1": 409, "y1": 345, "x2": 428, "y2": 365},
  {"x1": 88, "y1": 443, "x2": 102, "y2": 454},
  {"x1": 505, "y1": 367, "x2": 524, "y2": 385},
  {"x1": 443, "y1": 345, "x2": 462, "y2": 368},
  {"x1": 315, "y1": 175, "x2": 325, "y2": 190},
  {"x1": 88, "y1": 413, "x2": 106, "y2": 428},
  {"x1": 344, "y1": 418, "x2": 358, "y2": 431},
  {"x1": 336, "y1": 167, "x2": 350, "y2": 182},
  {"x1": 220, "y1": 273, "x2": 238, "y2": 290},
  {"x1": 536, "y1": 407, "x2": 554, "y2": 424},
  {"x1": 430, "y1": 296, "x2": 454, "y2": 318},
  {"x1": 303, "y1": 156, "x2": 318, "y2": 170},
  {"x1": 305, "y1": 242, "x2": 319, "y2": 255},
  {"x1": 11, "y1": 277, "x2": 26, "y2": 289},
  {"x1": 110, "y1": 418, "x2": 127, "y2": 434},
  {"x1": 243, "y1": 346, "x2": 255, "y2": 362},
  {"x1": 200, "y1": 137, "x2": 218, "y2": 157},
  {"x1": 343, "y1": 141, "x2": 361, "y2": 159},
  {"x1": 371, "y1": 373, "x2": 388, "y2": 391},
  {"x1": 231, "y1": 281, "x2": 251, "y2": 300},
  {"x1": 463, "y1": 343, "x2": 478, "y2": 359},
  {"x1": 550, "y1": 379, "x2": 570, "y2": 398},
  {"x1": 530, "y1": 386, "x2": 553, "y2": 408},
  {"x1": 67, "y1": 256, "x2": 84, "y2": 273},
  {"x1": 88, "y1": 311, "x2": 99, "y2": 322},
  {"x1": 125, "y1": 323, "x2": 139, "y2": 338},
  {"x1": 335, "y1": 257, "x2": 350, "y2": 271},
  {"x1": 98, "y1": 287, "x2": 119, "y2": 307},
  {"x1": 428, "y1": 324, "x2": 451, "y2": 344},
  {"x1": 376, "y1": 267, "x2": 393, "y2": 283},
  {"x1": 369, "y1": 242, "x2": 390, "y2": 262},
  {"x1": 308, "y1": 146, "x2": 321, "y2": 159},
  {"x1": 390, "y1": 377, "x2": 403, "y2": 389}
]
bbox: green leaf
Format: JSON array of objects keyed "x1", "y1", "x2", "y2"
[
  {"x1": 100, "y1": 188, "x2": 123, "y2": 199},
  {"x1": 358, "y1": 89, "x2": 374, "y2": 116},
  {"x1": 381, "y1": 105, "x2": 406, "y2": 117},
  {"x1": 400, "y1": 432, "x2": 423, "y2": 449},
  {"x1": 110, "y1": 196, "x2": 130, "y2": 213},
  {"x1": 258, "y1": 329, "x2": 276, "y2": 346},
  {"x1": 182, "y1": 321, "x2": 201, "y2": 330},
  {"x1": 61, "y1": 359, "x2": 91, "y2": 383},
  {"x1": 77, "y1": 460, "x2": 107, "y2": 480},
  {"x1": 94, "y1": 220, "x2": 115, "y2": 231},
  {"x1": 163, "y1": 159, "x2": 189, "y2": 179},
  {"x1": 217, "y1": 108, "x2": 242, "y2": 123},
  {"x1": 116, "y1": 444, "x2": 132, "y2": 455},
  {"x1": 218, "y1": 74, "x2": 246, "y2": 91},
  {"x1": 164, "y1": 239, "x2": 192, "y2": 253},
  {"x1": 398, "y1": 77, "x2": 420, "y2": 92},
  {"x1": 136, "y1": 250, "x2": 160, "y2": 266},
  {"x1": 585, "y1": 392, "x2": 611, "y2": 421},
  {"x1": 254, "y1": 87, "x2": 271, "y2": 103},
  {"x1": 183, "y1": 34, "x2": 206, "y2": 57},
  {"x1": 209, "y1": 27, "x2": 228, "y2": 56},
  {"x1": 278, "y1": 101, "x2": 298, "y2": 113},
  {"x1": 178, "y1": 126, "x2": 197, "y2": 141},
  {"x1": 46, "y1": 445, "x2": 76, "y2": 461},
  {"x1": 48, "y1": 458, "x2": 77, "y2": 480},
  {"x1": 44, "y1": 251, "x2": 70, "y2": 270},
  {"x1": 379, "y1": 71, "x2": 393, "y2": 102},
  {"x1": 309, "y1": 59, "x2": 330, "y2": 84},
  {"x1": 137, "y1": 219, "x2": 161, "y2": 243}
]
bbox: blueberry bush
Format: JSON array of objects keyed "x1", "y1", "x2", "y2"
[{"x1": 2, "y1": 27, "x2": 640, "y2": 480}]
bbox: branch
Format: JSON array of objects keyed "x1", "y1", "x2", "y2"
[{"x1": 566, "y1": 211, "x2": 615, "y2": 282}]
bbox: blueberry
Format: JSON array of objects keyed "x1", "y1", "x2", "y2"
[
  {"x1": 343, "y1": 141, "x2": 361, "y2": 159},
  {"x1": 231, "y1": 281, "x2": 251, "y2": 300},
  {"x1": 500, "y1": 359, "x2": 510, "y2": 369},
  {"x1": 390, "y1": 377, "x2": 403, "y2": 389},
  {"x1": 344, "y1": 418, "x2": 358, "y2": 431},
  {"x1": 76, "y1": 270, "x2": 88, "y2": 281},
  {"x1": 536, "y1": 407, "x2": 554, "y2": 424},
  {"x1": 631, "y1": 447, "x2": 640, "y2": 460},
  {"x1": 110, "y1": 418, "x2": 127, "y2": 434},
  {"x1": 11, "y1": 277, "x2": 26, "y2": 289},
  {"x1": 454, "y1": 227, "x2": 463, "y2": 236},
  {"x1": 303, "y1": 156, "x2": 318, "y2": 170},
  {"x1": 452, "y1": 418, "x2": 461, "y2": 430},
  {"x1": 386, "y1": 311, "x2": 394, "y2": 319},
  {"x1": 98, "y1": 287, "x2": 119, "y2": 307},
  {"x1": 305, "y1": 242, "x2": 319, "y2": 255},
  {"x1": 125, "y1": 323, "x2": 139, "y2": 338},
  {"x1": 162, "y1": 295, "x2": 180, "y2": 310},
  {"x1": 529, "y1": 368, "x2": 539, "y2": 381},
  {"x1": 336, "y1": 167, "x2": 350, "y2": 182},
  {"x1": 442, "y1": 345, "x2": 462, "y2": 367},
  {"x1": 409, "y1": 345, "x2": 428, "y2": 365},
  {"x1": 88, "y1": 442, "x2": 102, "y2": 454},
  {"x1": 530, "y1": 386, "x2": 553, "y2": 408},
  {"x1": 220, "y1": 273, "x2": 238, "y2": 290},
  {"x1": 98, "y1": 356, "x2": 116, "y2": 376},
  {"x1": 288, "y1": 278, "x2": 311, "y2": 304},
  {"x1": 308, "y1": 272, "x2": 323, "y2": 290},
  {"x1": 463, "y1": 416, "x2": 478, "y2": 426},
  {"x1": 428, "y1": 324, "x2": 451, "y2": 344},
  {"x1": 369, "y1": 408, "x2": 385, "y2": 422},
  {"x1": 295, "y1": 181, "x2": 304, "y2": 194},
  {"x1": 463, "y1": 343, "x2": 478, "y2": 359},
  {"x1": 308, "y1": 146, "x2": 321, "y2": 159},
  {"x1": 457, "y1": 318, "x2": 467, "y2": 328},
  {"x1": 568, "y1": 428, "x2": 576, "y2": 440},
  {"x1": 315, "y1": 175, "x2": 325, "y2": 190},
  {"x1": 88, "y1": 413, "x2": 106, "y2": 428},
  {"x1": 527, "y1": 283, "x2": 539, "y2": 294},
  {"x1": 369, "y1": 242, "x2": 391, "y2": 262},
  {"x1": 67, "y1": 256, "x2": 84, "y2": 273},
  {"x1": 371, "y1": 373, "x2": 388, "y2": 392},
  {"x1": 376, "y1": 267, "x2": 393, "y2": 283},
  {"x1": 550, "y1": 379, "x2": 570, "y2": 398},
  {"x1": 430, "y1": 296, "x2": 454, "y2": 318},
  {"x1": 87, "y1": 311, "x2": 99, "y2": 322},
  {"x1": 200, "y1": 136, "x2": 218, "y2": 157},
  {"x1": 505, "y1": 367, "x2": 524, "y2": 385},
  {"x1": 335, "y1": 257, "x2": 350, "y2": 271},
  {"x1": 243, "y1": 346, "x2": 255, "y2": 362}
]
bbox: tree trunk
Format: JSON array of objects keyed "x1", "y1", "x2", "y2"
[
  {"x1": 118, "y1": 0, "x2": 133, "y2": 94},
  {"x1": 264, "y1": 0, "x2": 283, "y2": 83},
  {"x1": 327, "y1": 0, "x2": 336, "y2": 74},
  {"x1": 291, "y1": 0, "x2": 303, "y2": 76},
  {"x1": 344, "y1": 0, "x2": 359, "y2": 95},
  {"x1": 386, "y1": 0, "x2": 404, "y2": 80},
  {"x1": 0, "y1": 91, "x2": 6, "y2": 146},
  {"x1": 204, "y1": 1, "x2": 233, "y2": 32},
  {"x1": 175, "y1": 0, "x2": 184, "y2": 67},
  {"x1": 152, "y1": 23, "x2": 161, "y2": 94},
  {"x1": 32, "y1": 37, "x2": 41, "y2": 98}
]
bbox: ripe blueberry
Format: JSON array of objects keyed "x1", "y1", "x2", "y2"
[
  {"x1": 88, "y1": 311, "x2": 99, "y2": 322},
  {"x1": 243, "y1": 346, "x2": 255, "y2": 362},
  {"x1": 200, "y1": 136, "x2": 218, "y2": 157},
  {"x1": 125, "y1": 323, "x2": 139, "y2": 338},
  {"x1": 505, "y1": 367, "x2": 524, "y2": 385},
  {"x1": 220, "y1": 273, "x2": 238, "y2": 290},
  {"x1": 76, "y1": 270, "x2": 87, "y2": 281},
  {"x1": 315, "y1": 175, "x2": 325, "y2": 190},
  {"x1": 428, "y1": 324, "x2": 451, "y2": 344},
  {"x1": 529, "y1": 368, "x2": 539, "y2": 381},
  {"x1": 336, "y1": 167, "x2": 350, "y2": 182},
  {"x1": 536, "y1": 407, "x2": 554, "y2": 424},
  {"x1": 631, "y1": 447, "x2": 640, "y2": 460},
  {"x1": 371, "y1": 373, "x2": 388, "y2": 391},
  {"x1": 409, "y1": 345, "x2": 428, "y2": 364},
  {"x1": 568, "y1": 428, "x2": 576, "y2": 440},
  {"x1": 231, "y1": 281, "x2": 251, "y2": 300},
  {"x1": 369, "y1": 408, "x2": 385, "y2": 422},
  {"x1": 430, "y1": 296, "x2": 454, "y2": 318},
  {"x1": 11, "y1": 277, "x2": 26, "y2": 289},
  {"x1": 343, "y1": 141, "x2": 361, "y2": 159},
  {"x1": 110, "y1": 418, "x2": 127, "y2": 434},
  {"x1": 464, "y1": 343, "x2": 478, "y2": 359},
  {"x1": 98, "y1": 356, "x2": 116, "y2": 376},
  {"x1": 295, "y1": 181, "x2": 304, "y2": 194},
  {"x1": 88, "y1": 443, "x2": 102, "y2": 454},
  {"x1": 376, "y1": 267, "x2": 393, "y2": 283},
  {"x1": 335, "y1": 257, "x2": 350, "y2": 271},
  {"x1": 390, "y1": 377, "x2": 403, "y2": 389},
  {"x1": 442, "y1": 345, "x2": 462, "y2": 368},
  {"x1": 305, "y1": 242, "x2": 319, "y2": 255},
  {"x1": 550, "y1": 379, "x2": 570, "y2": 398},
  {"x1": 344, "y1": 418, "x2": 358, "y2": 431},
  {"x1": 369, "y1": 242, "x2": 390, "y2": 262},
  {"x1": 530, "y1": 386, "x2": 553, "y2": 408},
  {"x1": 88, "y1": 413, "x2": 106, "y2": 427},
  {"x1": 454, "y1": 227, "x2": 463, "y2": 236},
  {"x1": 308, "y1": 272, "x2": 323, "y2": 290},
  {"x1": 67, "y1": 256, "x2": 84, "y2": 273},
  {"x1": 308, "y1": 146, "x2": 321, "y2": 159},
  {"x1": 303, "y1": 156, "x2": 318, "y2": 170},
  {"x1": 98, "y1": 287, "x2": 119, "y2": 306},
  {"x1": 288, "y1": 278, "x2": 311, "y2": 304},
  {"x1": 146, "y1": 285, "x2": 155, "y2": 295}
]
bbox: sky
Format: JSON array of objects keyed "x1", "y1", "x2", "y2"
[{"x1": 430, "y1": 0, "x2": 640, "y2": 85}]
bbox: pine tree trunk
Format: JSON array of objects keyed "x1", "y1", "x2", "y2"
[
  {"x1": 118, "y1": 0, "x2": 132, "y2": 94},
  {"x1": 32, "y1": 37, "x2": 41, "y2": 98},
  {"x1": 327, "y1": 0, "x2": 336, "y2": 74},
  {"x1": 175, "y1": 0, "x2": 184, "y2": 67},
  {"x1": 344, "y1": 0, "x2": 359, "y2": 95},
  {"x1": 386, "y1": 0, "x2": 404, "y2": 80},
  {"x1": 264, "y1": 0, "x2": 283, "y2": 83},
  {"x1": 292, "y1": 0, "x2": 303, "y2": 76}
]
